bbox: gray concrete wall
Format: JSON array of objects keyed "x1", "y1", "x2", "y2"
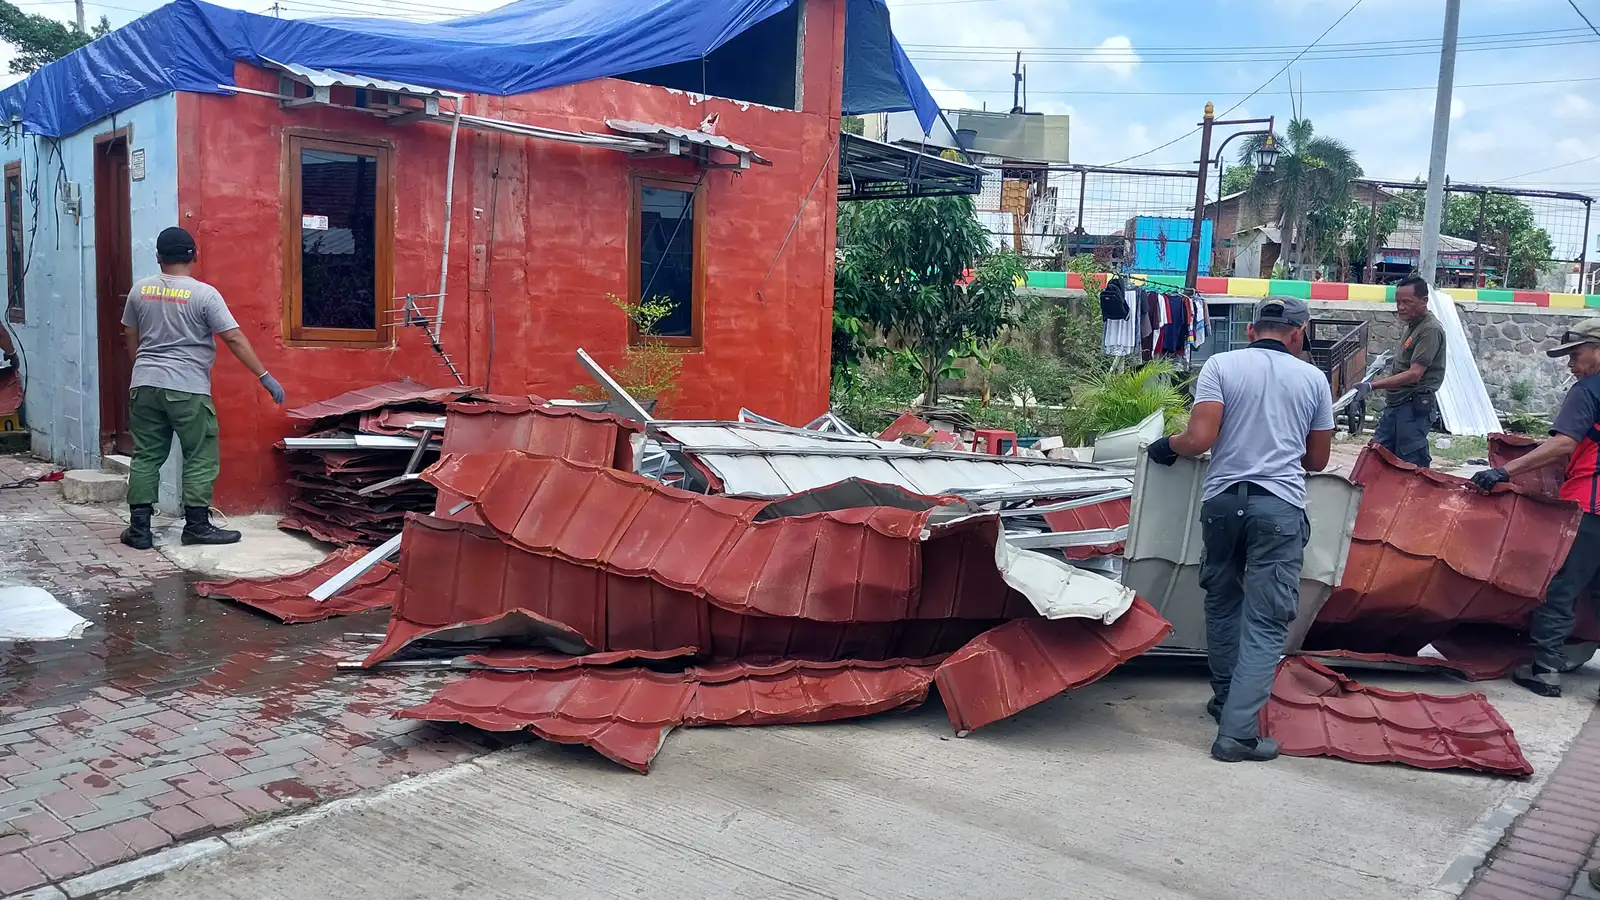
[{"x1": 1308, "y1": 299, "x2": 1599, "y2": 415}]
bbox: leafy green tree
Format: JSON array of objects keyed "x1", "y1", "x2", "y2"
[
  {"x1": 1333, "y1": 197, "x2": 1403, "y2": 282},
  {"x1": 0, "y1": 2, "x2": 109, "y2": 74},
  {"x1": 840, "y1": 115, "x2": 865, "y2": 136},
  {"x1": 834, "y1": 194, "x2": 1026, "y2": 400},
  {"x1": 1219, "y1": 164, "x2": 1255, "y2": 197},
  {"x1": 1237, "y1": 118, "x2": 1363, "y2": 278}
]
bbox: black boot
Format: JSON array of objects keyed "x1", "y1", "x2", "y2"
[
  {"x1": 121, "y1": 504, "x2": 154, "y2": 550},
  {"x1": 181, "y1": 506, "x2": 240, "y2": 545}
]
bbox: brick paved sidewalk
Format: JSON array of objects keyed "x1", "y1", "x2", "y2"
[
  {"x1": 0, "y1": 457, "x2": 524, "y2": 896},
  {"x1": 1459, "y1": 702, "x2": 1600, "y2": 900}
]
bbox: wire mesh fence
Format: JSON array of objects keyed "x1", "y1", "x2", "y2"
[
  {"x1": 1350, "y1": 180, "x2": 1592, "y2": 292},
  {"x1": 971, "y1": 161, "x2": 1593, "y2": 293},
  {"x1": 973, "y1": 161, "x2": 1201, "y2": 274}
]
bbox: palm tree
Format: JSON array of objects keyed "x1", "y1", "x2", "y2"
[{"x1": 1237, "y1": 117, "x2": 1362, "y2": 279}]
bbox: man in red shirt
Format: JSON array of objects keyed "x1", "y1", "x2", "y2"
[{"x1": 1472, "y1": 318, "x2": 1600, "y2": 697}]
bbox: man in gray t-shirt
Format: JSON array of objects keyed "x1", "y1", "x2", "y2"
[
  {"x1": 1146, "y1": 296, "x2": 1334, "y2": 763},
  {"x1": 118, "y1": 227, "x2": 285, "y2": 550}
]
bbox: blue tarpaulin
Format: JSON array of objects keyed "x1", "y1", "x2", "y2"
[{"x1": 0, "y1": 0, "x2": 939, "y2": 139}]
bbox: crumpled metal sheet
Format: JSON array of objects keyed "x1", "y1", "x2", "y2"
[
  {"x1": 1297, "y1": 646, "x2": 1524, "y2": 682},
  {"x1": 423, "y1": 451, "x2": 1133, "y2": 624},
  {"x1": 933, "y1": 598, "x2": 1172, "y2": 735},
  {"x1": 465, "y1": 647, "x2": 699, "y2": 670},
  {"x1": 195, "y1": 547, "x2": 397, "y2": 623},
  {"x1": 398, "y1": 659, "x2": 942, "y2": 773},
  {"x1": 286, "y1": 378, "x2": 478, "y2": 423},
  {"x1": 1122, "y1": 452, "x2": 1363, "y2": 654},
  {"x1": 1308, "y1": 446, "x2": 1581, "y2": 654},
  {"x1": 1488, "y1": 432, "x2": 1564, "y2": 502},
  {"x1": 1262, "y1": 657, "x2": 1532, "y2": 776},
  {"x1": 365, "y1": 514, "x2": 1004, "y2": 666},
  {"x1": 1040, "y1": 497, "x2": 1129, "y2": 559},
  {"x1": 440, "y1": 399, "x2": 640, "y2": 469}
]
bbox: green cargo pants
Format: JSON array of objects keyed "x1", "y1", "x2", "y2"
[{"x1": 127, "y1": 387, "x2": 221, "y2": 509}]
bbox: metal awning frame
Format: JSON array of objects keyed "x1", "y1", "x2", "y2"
[{"x1": 837, "y1": 132, "x2": 983, "y2": 202}]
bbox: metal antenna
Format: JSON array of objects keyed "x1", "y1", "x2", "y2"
[{"x1": 388, "y1": 293, "x2": 466, "y2": 385}]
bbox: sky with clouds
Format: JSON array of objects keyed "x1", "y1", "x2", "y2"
[{"x1": 4, "y1": 0, "x2": 1597, "y2": 205}]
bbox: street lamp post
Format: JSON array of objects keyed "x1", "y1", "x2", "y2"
[{"x1": 1186, "y1": 103, "x2": 1277, "y2": 290}]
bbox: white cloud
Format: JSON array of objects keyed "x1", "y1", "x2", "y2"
[
  {"x1": 1449, "y1": 96, "x2": 1465, "y2": 121},
  {"x1": 1555, "y1": 94, "x2": 1593, "y2": 120},
  {"x1": 920, "y1": 76, "x2": 982, "y2": 113},
  {"x1": 1091, "y1": 35, "x2": 1140, "y2": 79}
]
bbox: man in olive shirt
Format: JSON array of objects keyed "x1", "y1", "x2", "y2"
[{"x1": 1357, "y1": 274, "x2": 1447, "y2": 467}]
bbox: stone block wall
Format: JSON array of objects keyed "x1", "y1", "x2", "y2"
[{"x1": 1307, "y1": 300, "x2": 1598, "y2": 415}]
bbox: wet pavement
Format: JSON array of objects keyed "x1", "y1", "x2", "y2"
[{"x1": 0, "y1": 457, "x2": 524, "y2": 896}]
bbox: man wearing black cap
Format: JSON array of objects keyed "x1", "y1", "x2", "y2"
[
  {"x1": 1146, "y1": 296, "x2": 1334, "y2": 763},
  {"x1": 1355, "y1": 275, "x2": 1446, "y2": 468},
  {"x1": 1471, "y1": 318, "x2": 1600, "y2": 698},
  {"x1": 118, "y1": 226, "x2": 284, "y2": 550}
]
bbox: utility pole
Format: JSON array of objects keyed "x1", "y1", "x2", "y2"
[
  {"x1": 1418, "y1": 0, "x2": 1461, "y2": 286},
  {"x1": 73, "y1": 0, "x2": 84, "y2": 32},
  {"x1": 1186, "y1": 103, "x2": 1276, "y2": 290},
  {"x1": 1010, "y1": 52, "x2": 1024, "y2": 114}
]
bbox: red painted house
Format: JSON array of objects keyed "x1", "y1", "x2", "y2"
[{"x1": 0, "y1": 0, "x2": 967, "y2": 511}]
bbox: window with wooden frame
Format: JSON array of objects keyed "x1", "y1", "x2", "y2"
[
  {"x1": 283, "y1": 132, "x2": 394, "y2": 343},
  {"x1": 5, "y1": 162, "x2": 23, "y2": 324},
  {"x1": 628, "y1": 174, "x2": 705, "y2": 347}
]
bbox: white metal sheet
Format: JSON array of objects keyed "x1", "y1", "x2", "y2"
[
  {"x1": 1122, "y1": 452, "x2": 1361, "y2": 654},
  {"x1": 1431, "y1": 290, "x2": 1503, "y2": 436}
]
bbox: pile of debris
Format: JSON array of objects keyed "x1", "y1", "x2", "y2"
[
  {"x1": 277, "y1": 379, "x2": 477, "y2": 545},
  {"x1": 199, "y1": 356, "x2": 1566, "y2": 778}
]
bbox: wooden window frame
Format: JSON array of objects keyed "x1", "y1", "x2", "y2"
[
  {"x1": 281, "y1": 129, "x2": 395, "y2": 346},
  {"x1": 626, "y1": 173, "x2": 705, "y2": 349},
  {"x1": 4, "y1": 161, "x2": 21, "y2": 324}
]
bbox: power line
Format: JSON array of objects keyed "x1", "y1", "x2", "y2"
[
  {"x1": 1096, "y1": 0, "x2": 1365, "y2": 168},
  {"x1": 900, "y1": 27, "x2": 1591, "y2": 55},
  {"x1": 1491, "y1": 154, "x2": 1600, "y2": 184},
  {"x1": 931, "y1": 75, "x2": 1600, "y2": 98},
  {"x1": 904, "y1": 36, "x2": 1598, "y2": 66},
  {"x1": 1566, "y1": 0, "x2": 1600, "y2": 37}
]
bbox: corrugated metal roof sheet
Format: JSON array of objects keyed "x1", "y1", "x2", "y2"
[
  {"x1": 1040, "y1": 497, "x2": 1129, "y2": 559},
  {"x1": 195, "y1": 547, "x2": 397, "y2": 623},
  {"x1": 366, "y1": 514, "x2": 1005, "y2": 666},
  {"x1": 606, "y1": 119, "x2": 771, "y2": 165},
  {"x1": 286, "y1": 378, "x2": 477, "y2": 423},
  {"x1": 398, "y1": 659, "x2": 941, "y2": 772},
  {"x1": 1308, "y1": 446, "x2": 1581, "y2": 654},
  {"x1": 1299, "y1": 645, "x2": 1523, "y2": 682},
  {"x1": 269, "y1": 60, "x2": 462, "y2": 97},
  {"x1": 657, "y1": 423, "x2": 1131, "y2": 498},
  {"x1": 440, "y1": 399, "x2": 640, "y2": 467},
  {"x1": 1263, "y1": 657, "x2": 1532, "y2": 776},
  {"x1": 1488, "y1": 432, "x2": 1564, "y2": 502},
  {"x1": 933, "y1": 598, "x2": 1171, "y2": 735},
  {"x1": 1432, "y1": 290, "x2": 1503, "y2": 436},
  {"x1": 1121, "y1": 452, "x2": 1363, "y2": 653},
  {"x1": 424, "y1": 451, "x2": 1135, "y2": 624}
]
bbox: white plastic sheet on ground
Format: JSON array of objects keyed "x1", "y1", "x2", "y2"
[
  {"x1": 0, "y1": 585, "x2": 88, "y2": 640},
  {"x1": 1431, "y1": 290, "x2": 1502, "y2": 436}
]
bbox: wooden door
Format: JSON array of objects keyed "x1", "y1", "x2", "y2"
[{"x1": 94, "y1": 133, "x2": 133, "y2": 456}]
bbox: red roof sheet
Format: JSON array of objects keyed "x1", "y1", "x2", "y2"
[
  {"x1": 195, "y1": 547, "x2": 398, "y2": 623},
  {"x1": 1308, "y1": 446, "x2": 1581, "y2": 653},
  {"x1": 286, "y1": 378, "x2": 478, "y2": 423},
  {"x1": 1041, "y1": 497, "x2": 1130, "y2": 559},
  {"x1": 933, "y1": 597, "x2": 1171, "y2": 735},
  {"x1": 1488, "y1": 432, "x2": 1564, "y2": 502},
  {"x1": 422, "y1": 452, "x2": 1033, "y2": 623},
  {"x1": 398, "y1": 659, "x2": 941, "y2": 772},
  {"x1": 440, "y1": 400, "x2": 640, "y2": 468},
  {"x1": 367, "y1": 514, "x2": 1004, "y2": 665},
  {"x1": 1262, "y1": 657, "x2": 1533, "y2": 776},
  {"x1": 1297, "y1": 645, "x2": 1524, "y2": 682},
  {"x1": 465, "y1": 647, "x2": 698, "y2": 670}
]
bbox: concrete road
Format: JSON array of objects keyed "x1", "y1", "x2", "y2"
[{"x1": 117, "y1": 664, "x2": 1596, "y2": 900}]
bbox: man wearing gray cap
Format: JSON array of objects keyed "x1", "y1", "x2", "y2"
[
  {"x1": 1146, "y1": 296, "x2": 1335, "y2": 763},
  {"x1": 1471, "y1": 318, "x2": 1600, "y2": 699}
]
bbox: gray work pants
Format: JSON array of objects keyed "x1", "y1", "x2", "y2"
[
  {"x1": 1199, "y1": 485, "x2": 1310, "y2": 741},
  {"x1": 1374, "y1": 393, "x2": 1434, "y2": 468},
  {"x1": 1530, "y1": 512, "x2": 1600, "y2": 671}
]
